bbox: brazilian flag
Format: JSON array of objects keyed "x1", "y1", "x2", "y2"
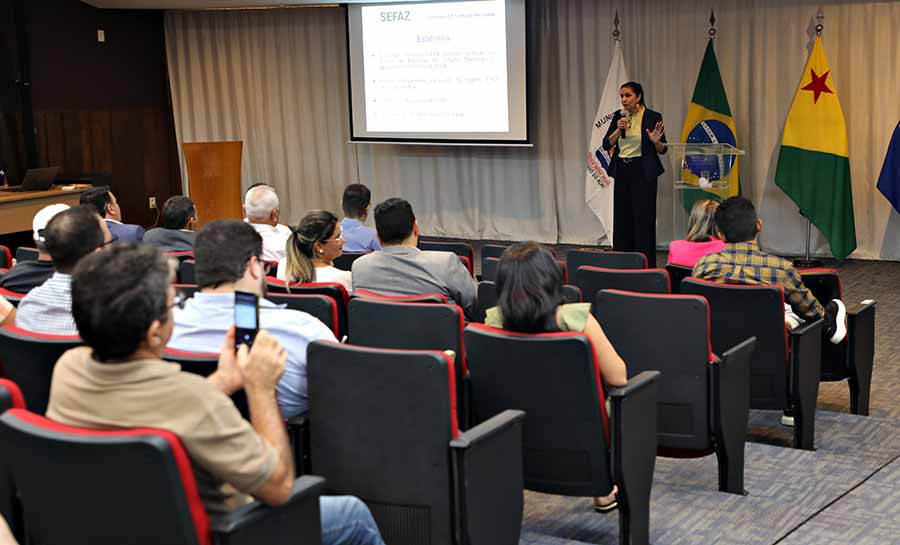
[{"x1": 680, "y1": 38, "x2": 740, "y2": 212}]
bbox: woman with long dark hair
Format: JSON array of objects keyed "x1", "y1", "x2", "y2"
[
  {"x1": 277, "y1": 210, "x2": 352, "y2": 293},
  {"x1": 602, "y1": 81, "x2": 667, "y2": 267},
  {"x1": 484, "y1": 241, "x2": 627, "y2": 512}
]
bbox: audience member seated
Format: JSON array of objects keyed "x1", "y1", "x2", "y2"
[
  {"x1": 47, "y1": 243, "x2": 385, "y2": 545},
  {"x1": 15, "y1": 206, "x2": 112, "y2": 335},
  {"x1": 667, "y1": 199, "x2": 726, "y2": 267},
  {"x1": 693, "y1": 196, "x2": 847, "y2": 343},
  {"x1": 340, "y1": 183, "x2": 381, "y2": 253},
  {"x1": 168, "y1": 219, "x2": 336, "y2": 418},
  {"x1": 0, "y1": 294, "x2": 15, "y2": 327},
  {"x1": 352, "y1": 198, "x2": 476, "y2": 319},
  {"x1": 143, "y1": 196, "x2": 197, "y2": 252},
  {"x1": 277, "y1": 210, "x2": 353, "y2": 294},
  {"x1": 80, "y1": 185, "x2": 145, "y2": 243},
  {"x1": 244, "y1": 184, "x2": 291, "y2": 262},
  {"x1": 0, "y1": 203, "x2": 68, "y2": 292},
  {"x1": 483, "y1": 241, "x2": 626, "y2": 511}
]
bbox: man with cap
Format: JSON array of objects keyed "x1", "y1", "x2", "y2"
[{"x1": 0, "y1": 203, "x2": 68, "y2": 293}]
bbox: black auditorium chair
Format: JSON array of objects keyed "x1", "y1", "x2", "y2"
[
  {"x1": 332, "y1": 251, "x2": 368, "y2": 271},
  {"x1": 479, "y1": 243, "x2": 509, "y2": 277},
  {"x1": 0, "y1": 408, "x2": 325, "y2": 545},
  {"x1": 164, "y1": 250, "x2": 194, "y2": 262},
  {"x1": 595, "y1": 290, "x2": 756, "y2": 494},
  {"x1": 800, "y1": 268, "x2": 877, "y2": 415},
  {"x1": 348, "y1": 297, "x2": 468, "y2": 427},
  {"x1": 0, "y1": 245, "x2": 11, "y2": 268},
  {"x1": 162, "y1": 348, "x2": 251, "y2": 419},
  {"x1": 682, "y1": 278, "x2": 823, "y2": 450},
  {"x1": 267, "y1": 293, "x2": 339, "y2": 337},
  {"x1": 308, "y1": 341, "x2": 525, "y2": 545},
  {"x1": 173, "y1": 283, "x2": 199, "y2": 299},
  {"x1": 265, "y1": 277, "x2": 349, "y2": 340},
  {"x1": 483, "y1": 256, "x2": 568, "y2": 283},
  {"x1": 13, "y1": 247, "x2": 38, "y2": 263},
  {"x1": 575, "y1": 266, "x2": 670, "y2": 302},
  {"x1": 0, "y1": 287, "x2": 26, "y2": 307},
  {"x1": 0, "y1": 326, "x2": 81, "y2": 414},
  {"x1": 474, "y1": 281, "x2": 581, "y2": 323},
  {"x1": 565, "y1": 248, "x2": 647, "y2": 281},
  {"x1": 353, "y1": 288, "x2": 448, "y2": 304},
  {"x1": 0, "y1": 379, "x2": 25, "y2": 543},
  {"x1": 0, "y1": 378, "x2": 24, "y2": 412},
  {"x1": 178, "y1": 259, "x2": 196, "y2": 285},
  {"x1": 665, "y1": 263, "x2": 693, "y2": 294},
  {"x1": 419, "y1": 239, "x2": 475, "y2": 273},
  {"x1": 464, "y1": 324, "x2": 659, "y2": 545}
]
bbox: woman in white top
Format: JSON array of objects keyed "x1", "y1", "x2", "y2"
[{"x1": 277, "y1": 210, "x2": 353, "y2": 294}]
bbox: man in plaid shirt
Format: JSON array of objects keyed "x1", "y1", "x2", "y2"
[{"x1": 693, "y1": 197, "x2": 847, "y2": 345}]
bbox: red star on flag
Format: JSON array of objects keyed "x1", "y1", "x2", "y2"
[{"x1": 801, "y1": 68, "x2": 833, "y2": 104}]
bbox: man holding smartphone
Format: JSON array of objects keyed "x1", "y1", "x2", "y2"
[
  {"x1": 168, "y1": 219, "x2": 336, "y2": 418},
  {"x1": 47, "y1": 244, "x2": 385, "y2": 545}
]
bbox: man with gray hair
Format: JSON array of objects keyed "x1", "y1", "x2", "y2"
[{"x1": 243, "y1": 184, "x2": 292, "y2": 263}]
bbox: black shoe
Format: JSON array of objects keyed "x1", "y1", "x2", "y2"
[{"x1": 824, "y1": 299, "x2": 848, "y2": 344}]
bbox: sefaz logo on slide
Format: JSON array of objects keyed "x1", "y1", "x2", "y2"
[{"x1": 380, "y1": 11, "x2": 411, "y2": 22}]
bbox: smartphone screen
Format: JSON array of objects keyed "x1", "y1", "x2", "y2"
[{"x1": 234, "y1": 291, "x2": 259, "y2": 349}]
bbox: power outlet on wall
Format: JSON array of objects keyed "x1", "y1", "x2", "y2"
[{"x1": 149, "y1": 197, "x2": 157, "y2": 209}]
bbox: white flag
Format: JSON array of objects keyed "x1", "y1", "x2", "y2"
[{"x1": 585, "y1": 41, "x2": 630, "y2": 246}]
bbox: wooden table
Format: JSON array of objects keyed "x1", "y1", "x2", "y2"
[{"x1": 0, "y1": 185, "x2": 92, "y2": 235}]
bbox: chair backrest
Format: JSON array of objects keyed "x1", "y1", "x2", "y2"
[
  {"x1": 566, "y1": 249, "x2": 646, "y2": 280},
  {"x1": 179, "y1": 259, "x2": 196, "y2": 285},
  {"x1": 14, "y1": 247, "x2": 38, "y2": 263},
  {"x1": 0, "y1": 246, "x2": 11, "y2": 268},
  {"x1": 594, "y1": 290, "x2": 713, "y2": 450},
  {"x1": 162, "y1": 349, "x2": 250, "y2": 419},
  {"x1": 681, "y1": 278, "x2": 789, "y2": 409},
  {"x1": 165, "y1": 250, "x2": 194, "y2": 262},
  {"x1": 463, "y1": 324, "x2": 612, "y2": 496},
  {"x1": 482, "y1": 256, "x2": 568, "y2": 283},
  {"x1": 266, "y1": 293, "x2": 339, "y2": 337},
  {"x1": 0, "y1": 326, "x2": 81, "y2": 414},
  {"x1": 0, "y1": 287, "x2": 25, "y2": 307},
  {"x1": 0, "y1": 408, "x2": 211, "y2": 545},
  {"x1": 0, "y1": 378, "x2": 25, "y2": 412},
  {"x1": 332, "y1": 251, "x2": 367, "y2": 271},
  {"x1": 265, "y1": 278, "x2": 349, "y2": 339},
  {"x1": 353, "y1": 288, "x2": 448, "y2": 304},
  {"x1": 798, "y1": 268, "x2": 847, "y2": 380},
  {"x1": 419, "y1": 240, "x2": 475, "y2": 264},
  {"x1": 665, "y1": 263, "x2": 693, "y2": 294},
  {"x1": 575, "y1": 266, "x2": 670, "y2": 302},
  {"x1": 475, "y1": 281, "x2": 581, "y2": 323},
  {"x1": 480, "y1": 243, "x2": 510, "y2": 262},
  {"x1": 308, "y1": 341, "x2": 458, "y2": 545}
]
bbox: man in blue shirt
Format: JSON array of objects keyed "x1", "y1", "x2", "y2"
[
  {"x1": 168, "y1": 219, "x2": 336, "y2": 418},
  {"x1": 339, "y1": 184, "x2": 381, "y2": 253}
]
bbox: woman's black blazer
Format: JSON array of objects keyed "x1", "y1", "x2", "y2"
[{"x1": 601, "y1": 108, "x2": 668, "y2": 181}]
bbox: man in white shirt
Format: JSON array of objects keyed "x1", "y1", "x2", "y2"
[{"x1": 243, "y1": 184, "x2": 291, "y2": 263}]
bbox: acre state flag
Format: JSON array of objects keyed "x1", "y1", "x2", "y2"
[
  {"x1": 774, "y1": 35, "x2": 856, "y2": 260},
  {"x1": 680, "y1": 38, "x2": 740, "y2": 212}
]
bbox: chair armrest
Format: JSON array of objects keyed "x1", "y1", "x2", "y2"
[
  {"x1": 711, "y1": 337, "x2": 755, "y2": 494},
  {"x1": 609, "y1": 371, "x2": 659, "y2": 545},
  {"x1": 284, "y1": 415, "x2": 311, "y2": 476},
  {"x1": 450, "y1": 410, "x2": 525, "y2": 545},
  {"x1": 847, "y1": 300, "x2": 876, "y2": 415},
  {"x1": 210, "y1": 475, "x2": 324, "y2": 545},
  {"x1": 788, "y1": 318, "x2": 823, "y2": 450}
]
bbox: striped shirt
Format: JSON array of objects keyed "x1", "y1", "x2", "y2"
[
  {"x1": 692, "y1": 241, "x2": 824, "y2": 320},
  {"x1": 15, "y1": 271, "x2": 79, "y2": 336}
]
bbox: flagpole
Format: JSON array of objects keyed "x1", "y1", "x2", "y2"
[{"x1": 793, "y1": 9, "x2": 826, "y2": 269}]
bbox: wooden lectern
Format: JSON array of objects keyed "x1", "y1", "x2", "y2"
[{"x1": 183, "y1": 141, "x2": 243, "y2": 228}]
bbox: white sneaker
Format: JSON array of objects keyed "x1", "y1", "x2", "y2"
[
  {"x1": 781, "y1": 413, "x2": 794, "y2": 427},
  {"x1": 826, "y1": 299, "x2": 847, "y2": 344}
]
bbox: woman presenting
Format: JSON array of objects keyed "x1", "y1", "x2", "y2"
[{"x1": 602, "y1": 81, "x2": 667, "y2": 267}]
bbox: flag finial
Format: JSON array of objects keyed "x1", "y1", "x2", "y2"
[
  {"x1": 708, "y1": 9, "x2": 716, "y2": 40},
  {"x1": 613, "y1": 10, "x2": 620, "y2": 42},
  {"x1": 815, "y1": 7, "x2": 824, "y2": 35}
]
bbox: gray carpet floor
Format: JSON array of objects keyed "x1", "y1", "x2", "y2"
[{"x1": 510, "y1": 252, "x2": 900, "y2": 544}]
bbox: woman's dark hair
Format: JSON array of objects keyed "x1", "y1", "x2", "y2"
[
  {"x1": 160, "y1": 196, "x2": 196, "y2": 230},
  {"x1": 285, "y1": 210, "x2": 339, "y2": 283},
  {"x1": 620, "y1": 81, "x2": 645, "y2": 106},
  {"x1": 72, "y1": 244, "x2": 172, "y2": 362},
  {"x1": 495, "y1": 241, "x2": 565, "y2": 333}
]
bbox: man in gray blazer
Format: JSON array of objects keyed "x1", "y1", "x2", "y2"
[{"x1": 351, "y1": 198, "x2": 477, "y2": 320}]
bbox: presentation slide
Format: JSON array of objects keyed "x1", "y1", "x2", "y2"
[{"x1": 348, "y1": 0, "x2": 529, "y2": 144}]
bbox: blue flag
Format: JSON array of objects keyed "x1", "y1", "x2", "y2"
[{"x1": 877, "y1": 121, "x2": 900, "y2": 214}]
